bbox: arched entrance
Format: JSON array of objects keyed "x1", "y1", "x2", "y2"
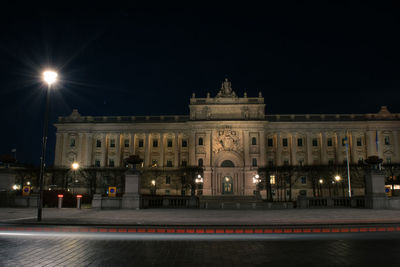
[
  {"x1": 222, "y1": 176, "x2": 233, "y2": 194},
  {"x1": 212, "y1": 151, "x2": 245, "y2": 196}
]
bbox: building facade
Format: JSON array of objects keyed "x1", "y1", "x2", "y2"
[{"x1": 54, "y1": 79, "x2": 400, "y2": 198}]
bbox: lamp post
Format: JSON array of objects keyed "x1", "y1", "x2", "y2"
[
  {"x1": 151, "y1": 179, "x2": 156, "y2": 195},
  {"x1": 334, "y1": 175, "x2": 341, "y2": 197},
  {"x1": 72, "y1": 162, "x2": 79, "y2": 194},
  {"x1": 195, "y1": 174, "x2": 204, "y2": 196},
  {"x1": 252, "y1": 174, "x2": 261, "y2": 199},
  {"x1": 37, "y1": 70, "x2": 57, "y2": 222},
  {"x1": 319, "y1": 179, "x2": 324, "y2": 197}
]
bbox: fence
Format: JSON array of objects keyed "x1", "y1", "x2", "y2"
[
  {"x1": 141, "y1": 195, "x2": 199, "y2": 208},
  {"x1": 298, "y1": 196, "x2": 365, "y2": 208}
]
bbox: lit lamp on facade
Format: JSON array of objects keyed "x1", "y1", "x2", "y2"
[
  {"x1": 72, "y1": 162, "x2": 79, "y2": 170},
  {"x1": 334, "y1": 175, "x2": 341, "y2": 182},
  {"x1": 319, "y1": 179, "x2": 324, "y2": 184},
  {"x1": 252, "y1": 174, "x2": 260, "y2": 184}
]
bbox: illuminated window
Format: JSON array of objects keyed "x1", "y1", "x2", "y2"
[{"x1": 270, "y1": 175, "x2": 275, "y2": 184}]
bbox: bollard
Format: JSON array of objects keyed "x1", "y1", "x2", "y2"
[
  {"x1": 76, "y1": 194, "x2": 82, "y2": 209},
  {"x1": 57, "y1": 194, "x2": 63, "y2": 209}
]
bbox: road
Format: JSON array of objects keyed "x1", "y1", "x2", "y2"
[{"x1": 0, "y1": 226, "x2": 399, "y2": 266}]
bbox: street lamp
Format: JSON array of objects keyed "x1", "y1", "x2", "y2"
[
  {"x1": 195, "y1": 174, "x2": 204, "y2": 195},
  {"x1": 71, "y1": 162, "x2": 80, "y2": 194},
  {"x1": 37, "y1": 70, "x2": 58, "y2": 222},
  {"x1": 252, "y1": 174, "x2": 261, "y2": 198},
  {"x1": 151, "y1": 179, "x2": 156, "y2": 195},
  {"x1": 72, "y1": 162, "x2": 79, "y2": 170},
  {"x1": 334, "y1": 175, "x2": 342, "y2": 197}
]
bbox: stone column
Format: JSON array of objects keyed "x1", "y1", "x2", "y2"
[
  {"x1": 86, "y1": 133, "x2": 93, "y2": 167},
  {"x1": 306, "y1": 133, "x2": 312, "y2": 165},
  {"x1": 393, "y1": 130, "x2": 400, "y2": 163},
  {"x1": 205, "y1": 131, "x2": 211, "y2": 167},
  {"x1": 77, "y1": 133, "x2": 83, "y2": 165},
  {"x1": 336, "y1": 132, "x2": 342, "y2": 164},
  {"x1": 320, "y1": 132, "x2": 327, "y2": 164},
  {"x1": 189, "y1": 132, "x2": 196, "y2": 166},
  {"x1": 131, "y1": 133, "x2": 136, "y2": 156},
  {"x1": 290, "y1": 133, "x2": 296, "y2": 165},
  {"x1": 243, "y1": 131, "x2": 250, "y2": 167},
  {"x1": 54, "y1": 133, "x2": 63, "y2": 167},
  {"x1": 160, "y1": 133, "x2": 164, "y2": 167},
  {"x1": 145, "y1": 133, "x2": 151, "y2": 167},
  {"x1": 366, "y1": 130, "x2": 376, "y2": 157},
  {"x1": 174, "y1": 133, "x2": 179, "y2": 167},
  {"x1": 102, "y1": 134, "x2": 107, "y2": 167},
  {"x1": 259, "y1": 130, "x2": 266, "y2": 167},
  {"x1": 62, "y1": 133, "x2": 69, "y2": 166},
  {"x1": 276, "y1": 133, "x2": 281, "y2": 166}
]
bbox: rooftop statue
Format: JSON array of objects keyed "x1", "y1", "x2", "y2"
[{"x1": 217, "y1": 78, "x2": 236, "y2": 97}]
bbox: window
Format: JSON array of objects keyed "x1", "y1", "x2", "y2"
[
  {"x1": 95, "y1": 160, "x2": 100, "y2": 167},
  {"x1": 301, "y1": 176, "x2": 307, "y2": 184},
  {"x1": 283, "y1": 159, "x2": 289, "y2": 166},
  {"x1": 267, "y1": 138, "x2": 273, "y2": 147},
  {"x1": 110, "y1": 139, "x2": 115, "y2": 148},
  {"x1": 327, "y1": 138, "x2": 333, "y2": 147},
  {"x1": 357, "y1": 137, "x2": 362, "y2": 146},
  {"x1": 270, "y1": 175, "x2": 276, "y2": 184},
  {"x1": 151, "y1": 160, "x2": 158, "y2": 167},
  {"x1": 198, "y1": 138, "x2": 203, "y2": 146},
  {"x1": 165, "y1": 189, "x2": 170, "y2": 195},
  {"x1": 282, "y1": 138, "x2": 288, "y2": 147},
  {"x1": 251, "y1": 137, "x2": 257, "y2": 145},
  {"x1": 268, "y1": 160, "x2": 274, "y2": 167},
  {"x1": 166, "y1": 176, "x2": 171, "y2": 185},
  {"x1": 167, "y1": 139, "x2": 173, "y2": 147},
  {"x1": 153, "y1": 139, "x2": 158, "y2": 147},
  {"x1": 386, "y1": 157, "x2": 392, "y2": 164},
  {"x1": 298, "y1": 159, "x2": 304, "y2": 166},
  {"x1": 342, "y1": 138, "x2": 347, "y2": 146},
  {"x1": 297, "y1": 138, "x2": 303, "y2": 147},
  {"x1": 138, "y1": 139, "x2": 144, "y2": 147},
  {"x1": 252, "y1": 158, "x2": 257, "y2": 167},
  {"x1": 96, "y1": 140, "x2": 102, "y2": 148},
  {"x1": 312, "y1": 138, "x2": 318, "y2": 147},
  {"x1": 181, "y1": 160, "x2": 187, "y2": 167},
  {"x1": 166, "y1": 160, "x2": 173, "y2": 167},
  {"x1": 328, "y1": 159, "x2": 334, "y2": 165},
  {"x1": 124, "y1": 139, "x2": 129, "y2": 148},
  {"x1": 70, "y1": 138, "x2": 75, "y2": 147},
  {"x1": 198, "y1": 158, "x2": 203, "y2": 167},
  {"x1": 182, "y1": 140, "x2": 187, "y2": 147},
  {"x1": 109, "y1": 159, "x2": 114, "y2": 167},
  {"x1": 385, "y1": 136, "x2": 390, "y2": 145}
]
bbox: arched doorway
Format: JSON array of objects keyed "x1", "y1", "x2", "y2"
[{"x1": 222, "y1": 176, "x2": 233, "y2": 194}]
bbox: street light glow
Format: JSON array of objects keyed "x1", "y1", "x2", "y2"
[
  {"x1": 319, "y1": 179, "x2": 324, "y2": 184},
  {"x1": 335, "y1": 175, "x2": 341, "y2": 182},
  {"x1": 72, "y1": 162, "x2": 79, "y2": 170},
  {"x1": 151, "y1": 180, "x2": 156, "y2": 186},
  {"x1": 43, "y1": 70, "x2": 58, "y2": 85}
]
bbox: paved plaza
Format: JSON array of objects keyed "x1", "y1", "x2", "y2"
[{"x1": 1, "y1": 208, "x2": 400, "y2": 226}]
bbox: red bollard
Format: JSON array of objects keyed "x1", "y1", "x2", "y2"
[
  {"x1": 76, "y1": 195, "x2": 82, "y2": 209},
  {"x1": 57, "y1": 194, "x2": 63, "y2": 209}
]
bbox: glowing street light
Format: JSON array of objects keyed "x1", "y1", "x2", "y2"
[
  {"x1": 37, "y1": 69, "x2": 58, "y2": 222},
  {"x1": 319, "y1": 179, "x2": 324, "y2": 184},
  {"x1": 72, "y1": 162, "x2": 80, "y2": 170},
  {"x1": 334, "y1": 175, "x2": 341, "y2": 182}
]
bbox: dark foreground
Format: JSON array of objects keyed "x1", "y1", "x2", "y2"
[{"x1": 0, "y1": 229, "x2": 399, "y2": 266}]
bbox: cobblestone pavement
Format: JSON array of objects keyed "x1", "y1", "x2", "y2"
[
  {"x1": 1, "y1": 232, "x2": 400, "y2": 266},
  {"x1": 2, "y1": 208, "x2": 400, "y2": 225}
]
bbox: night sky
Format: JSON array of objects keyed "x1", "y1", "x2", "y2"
[{"x1": 0, "y1": 3, "x2": 399, "y2": 166}]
